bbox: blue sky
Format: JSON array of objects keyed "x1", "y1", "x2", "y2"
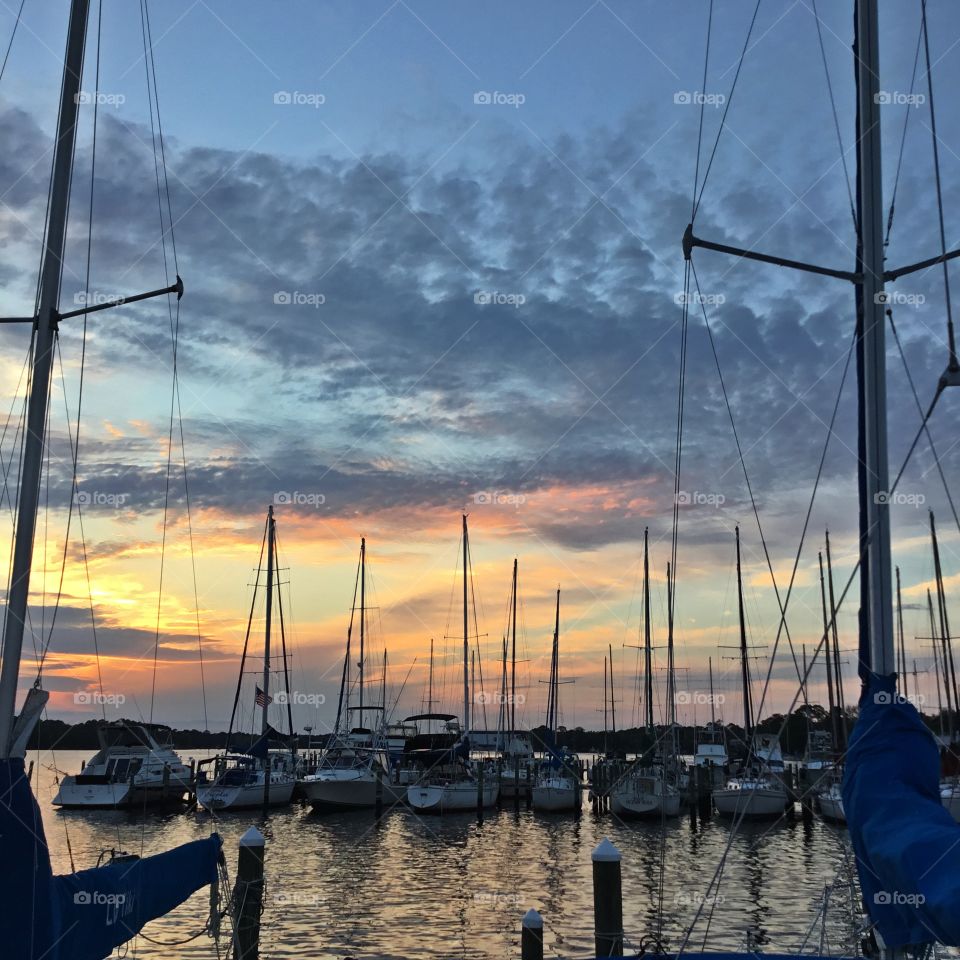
[{"x1": 1, "y1": 1, "x2": 960, "y2": 732}]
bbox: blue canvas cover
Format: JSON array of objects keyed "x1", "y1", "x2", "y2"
[
  {"x1": 1, "y1": 757, "x2": 222, "y2": 959},
  {"x1": 843, "y1": 673, "x2": 960, "y2": 948}
]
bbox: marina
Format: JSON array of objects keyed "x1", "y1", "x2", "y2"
[{"x1": 2, "y1": 0, "x2": 960, "y2": 958}]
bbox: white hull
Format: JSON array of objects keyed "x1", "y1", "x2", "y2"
[
  {"x1": 53, "y1": 772, "x2": 191, "y2": 809},
  {"x1": 196, "y1": 778, "x2": 295, "y2": 811},
  {"x1": 714, "y1": 785, "x2": 789, "y2": 819},
  {"x1": 406, "y1": 780, "x2": 498, "y2": 812},
  {"x1": 299, "y1": 774, "x2": 404, "y2": 809},
  {"x1": 532, "y1": 781, "x2": 579, "y2": 812},
  {"x1": 610, "y1": 787, "x2": 681, "y2": 818},
  {"x1": 818, "y1": 792, "x2": 846, "y2": 823},
  {"x1": 941, "y1": 782, "x2": 960, "y2": 822}
]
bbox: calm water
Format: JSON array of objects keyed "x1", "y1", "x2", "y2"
[{"x1": 34, "y1": 751, "x2": 864, "y2": 959}]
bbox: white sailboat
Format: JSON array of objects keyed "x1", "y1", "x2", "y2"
[
  {"x1": 713, "y1": 528, "x2": 790, "y2": 820},
  {"x1": 197, "y1": 506, "x2": 296, "y2": 811},
  {"x1": 407, "y1": 515, "x2": 499, "y2": 812},
  {"x1": 611, "y1": 530, "x2": 682, "y2": 818},
  {"x1": 53, "y1": 722, "x2": 192, "y2": 808},
  {"x1": 531, "y1": 588, "x2": 581, "y2": 813}
]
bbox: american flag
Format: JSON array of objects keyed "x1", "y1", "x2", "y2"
[{"x1": 255, "y1": 686, "x2": 272, "y2": 707}]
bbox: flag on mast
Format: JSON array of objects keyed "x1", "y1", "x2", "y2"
[{"x1": 255, "y1": 686, "x2": 272, "y2": 707}]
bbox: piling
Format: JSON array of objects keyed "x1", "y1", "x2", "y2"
[
  {"x1": 513, "y1": 755, "x2": 521, "y2": 812},
  {"x1": 521, "y1": 909, "x2": 544, "y2": 960},
  {"x1": 233, "y1": 827, "x2": 265, "y2": 960},
  {"x1": 592, "y1": 838, "x2": 623, "y2": 957},
  {"x1": 477, "y1": 762, "x2": 485, "y2": 819},
  {"x1": 375, "y1": 764, "x2": 384, "y2": 819}
]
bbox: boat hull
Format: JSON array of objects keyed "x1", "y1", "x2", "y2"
[
  {"x1": 196, "y1": 778, "x2": 295, "y2": 811},
  {"x1": 531, "y1": 783, "x2": 579, "y2": 812},
  {"x1": 713, "y1": 786, "x2": 789, "y2": 819},
  {"x1": 610, "y1": 788, "x2": 681, "y2": 818},
  {"x1": 53, "y1": 774, "x2": 191, "y2": 809},
  {"x1": 941, "y1": 782, "x2": 960, "y2": 822},
  {"x1": 818, "y1": 792, "x2": 846, "y2": 823},
  {"x1": 299, "y1": 774, "x2": 404, "y2": 809},
  {"x1": 406, "y1": 781, "x2": 498, "y2": 812}
]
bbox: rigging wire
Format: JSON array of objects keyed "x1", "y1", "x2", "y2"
[
  {"x1": 919, "y1": 0, "x2": 958, "y2": 371},
  {"x1": 0, "y1": 0, "x2": 25, "y2": 84},
  {"x1": 810, "y1": 0, "x2": 857, "y2": 231}
]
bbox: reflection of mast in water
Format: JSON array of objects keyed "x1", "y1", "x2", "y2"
[
  {"x1": 538, "y1": 818, "x2": 583, "y2": 952},
  {"x1": 742, "y1": 838, "x2": 770, "y2": 950}
]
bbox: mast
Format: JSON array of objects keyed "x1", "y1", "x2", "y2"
[
  {"x1": 929, "y1": 589, "x2": 946, "y2": 738},
  {"x1": 735, "y1": 526, "x2": 753, "y2": 738},
  {"x1": 0, "y1": 0, "x2": 91, "y2": 756},
  {"x1": 708, "y1": 656, "x2": 716, "y2": 728},
  {"x1": 359, "y1": 536, "x2": 366, "y2": 725},
  {"x1": 262, "y1": 505, "x2": 275, "y2": 736},
  {"x1": 548, "y1": 588, "x2": 560, "y2": 733},
  {"x1": 382, "y1": 649, "x2": 388, "y2": 720},
  {"x1": 511, "y1": 558, "x2": 518, "y2": 739},
  {"x1": 643, "y1": 527, "x2": 653, "y2": 732},
  {"x1": 931, "y1": 512, "x2": 959, "y2": 732},
  {"x1": 462, "y1": 514, "x2": 470, "y2": 734},
  {"x1": 603, "y1": 654, "x2": 608, "y2": 754},
  {"x1": 428, "y1": 638, "x2": 434, "y2": 712},
  {"x1": 819, "y1": 552, "x2": 839, "y2": 749},
  {"x1": 608, "y1": 643, "x2": 616, "y2": 736},
  {"x1": 667, "y1": 561, "x2": 676, "y2": 755},
  {"x1": 855, "y1": 0, "x2": 896, "y2": 680},
  {"x1": 825, "y1": 531, "x2": 846, "y2": 748},
  {"x1": 896, "y1": 566, "x2": 907, "y2": 685}
]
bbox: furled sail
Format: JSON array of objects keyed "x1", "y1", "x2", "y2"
[
  {"x1": 843, "y1": 673, "x2": 960, "y2": 948},
  {"x1": 1, "y1": 757, "x2": 222, "y2": 960}
]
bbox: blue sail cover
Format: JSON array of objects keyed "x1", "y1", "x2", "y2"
[
  {"x1": 843, "y1": 673, "x2": 960, "y2": 947},
  {"x1": 1, "y1": 757, "x2": 222, "y2": 960}
]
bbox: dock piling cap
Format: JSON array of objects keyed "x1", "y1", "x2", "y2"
[
  {"x1": 240, "y1": 826, "x2": 265, "y2": 847},
  {"x1": 522, "y1": 909, "x2": 543, "y2": 929},
  {"x1": 592, "y1": 837, "x2": 621, "y2": 862}
]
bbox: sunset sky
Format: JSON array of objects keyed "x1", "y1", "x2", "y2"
[{"x1": 1, "y1": 1, "x2": 960, "y2": 737}]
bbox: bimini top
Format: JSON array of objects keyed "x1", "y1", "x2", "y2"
[{"x1": 402, "y1": 713, "x2": 457, "y2": 723}]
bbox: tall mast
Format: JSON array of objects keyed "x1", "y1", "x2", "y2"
[
  {"x1": 667, "y1": 561, "x2": 676, "y2": 754},
  {"x1": 708, "y1": 656, "x2": 716, "y2": 727},
  {"x1": 428, "y1": 637, "x2": 434, "y2": 712},
  {"x1": 896, "y1": 566, "x2": 906, "y2": 684},
  {"x1": 511, "y1": 558, "x2": 518, "y2": 739},
  {"x1": 735, "y1": 526, "x2": 753, "y2": 738},
  {"x1": 382, "y1": 649, "x2": 388, "y2": 717},
  {"x1": 262, "y1": 506, "x2": 275, "y2": 736},
  {"x1": 359, "y1": 537, "x2": 366, "y2": 725},
  {"x1": 462, "y1": 514, "x2": 470, "y2": 733},
  {"x1": 929, "y1": 589, "x2": 946, "y2": 739},
  {"x1": 931, "y1": 512, "x2": 959, "y2": 728},
  {"x1": 547, "y1": 588, "x2": 560, "y2": 733},
  {"x1": 819, "y1": 552, "x2": 839, "y2": 749},
  {"x1": 825, "y1": 531, "x2": 846, "y2": 748},
  {"x1": 0, "y1": 0, "x2": 91, "y2": 756},
  {"x1": 855, "y1": 0, "x2": 896, "y2": 680},
  {"x1": 603, "y1": 654, "x2": 608, "y2": 754},
  {"x1": 643, "y1": 527, "x2": 653, "y2": 732},
  {"x1": 608, "y1": 643, "x2": 616, "y2": 735}
]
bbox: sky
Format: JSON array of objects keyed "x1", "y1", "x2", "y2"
[{"x1": 1, "y1": 0, "x2": 960, "y2": 738}]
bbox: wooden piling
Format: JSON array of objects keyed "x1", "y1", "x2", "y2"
[
  {"x1": 592, "y1": 838, "x2": 623, "y2": 957},
  {"x1": 233, "y1": 827, "x2": 265, "y2": 960},
  {"x1": 521, "y1": 909, "x2": 544, "y2": 960}
]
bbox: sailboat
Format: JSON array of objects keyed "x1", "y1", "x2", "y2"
[
  {"x1": 531, "y1": 588, "x2": 581, "y2": 812},
  {"x1": 1, "y1": 2, "x2": 221, "y2": 954},
  {"x1": 712, "y1": 528, "x2": 790, "y2": 819},
  {"x1": 610, "y1": 529, "x2": 682, "y2": 818},
  {"x1": 197, "y1": 506, "x2": 297, "y2": 810},
  {"x1": 299, "y1": 540, "x2": 404, "y2": 810},
  {"x1": 406, "y1": 515, "x2": 499, "y2": 812},
  {"x1": 53, "y1": 721, "x2": 192, "y2": 809}
]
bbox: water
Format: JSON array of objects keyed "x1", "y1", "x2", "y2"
[{"x1": 35, "y1": 751, "x2": 861, "y2": 959}]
